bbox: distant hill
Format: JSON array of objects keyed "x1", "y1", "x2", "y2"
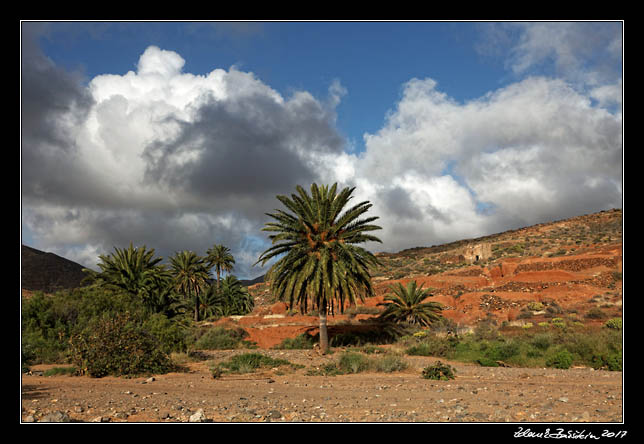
[
  {"x1": 240, "y1": 275, "x2": 265, "y2": 287},
  {"x1": 21, "y1": 245, "x2": 88, "y2": 293}
]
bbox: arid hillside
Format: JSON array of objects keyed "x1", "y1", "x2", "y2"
[
  {"x1": 21, "y1": 245, "x2": 88, "y2": 294},
  {"x1": 239, "y1": 209, "x2": 622, "y2": 348}
]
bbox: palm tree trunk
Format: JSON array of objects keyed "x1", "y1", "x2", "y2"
[
  {"x1": 319, "y1": 298, "x2": 329, "y2": 354},
  {"x1": 192, "y1": 289, "x2": 199, "y2": 322}
]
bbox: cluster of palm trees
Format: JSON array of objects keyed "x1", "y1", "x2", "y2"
[
  {"x1": 83, "y1": 242, "x2": 250, "y2": 322},
  {"x1": 83, "y1": 182, "x2": 444, "y2": 353}
]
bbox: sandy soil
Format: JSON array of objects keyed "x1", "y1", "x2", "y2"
[{"x1": 22, "y1": 349, "x2": 622, "y2": 423}]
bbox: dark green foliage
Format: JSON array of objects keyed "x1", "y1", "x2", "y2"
[
  {"x1": 214, "y1": 352, "x2": 298, "y2": 374},
  {"x1": 256, "y1": 183, "x2": 382, "y2": 353},
  {"x1": 591, "y1": 351, "x2": 622, "y2": 371},
  {"x1": 325, "y1": 352, "x2": 408, "y2": 374},
  {"x1": 206, "y1": 244, "x2": 235, "y2": 289},
  {"x1": 476, "y1": 357, "x2": 500, "y2": 367},
  {"x1": 484, "y1": 341, "x2": 520, "y2": 362},
  {"x1": 22, "y1": 285, "x2": 190, "y2": 367},
  {"x1": 68, "y1": 312, "x2": 174, "y2": 377},
  {"x1": 82, "y1": 243, "x2": 177, "y2": 315},
  {"x1": 422, "y1": 361, "x2": 456, "y2": 380},
  {"x1": 170, "y1": 250, "x2": 211, "y2": 322},
  {"x1": 545, "y1": 350, "x2": 573, "y2": 369},
  {"x1": 274, "y1": 333, "x2": 316, "y2": 349},
  {"x1": 143, "y1": 313, "x2": 189, "y2": 354},
  {"x1": 192, "y1": 326, "x2": 254, "y2": 350},
  {"x1": 405, "y1": 335, "x2": 454, "y2": 357},
  {"x1": 197, "y1": 276, "x2": 254, "y2": 320},
  {"x1": 378, "y1": 280, "x2": 444, "y2": 327},
  {"x1": 328, "y1": 324, "x2": 401, "y2": 347}
]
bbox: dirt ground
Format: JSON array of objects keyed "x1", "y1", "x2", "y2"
[{"x1": 22, "y1": 348, "x2": 623, "y2": 424}]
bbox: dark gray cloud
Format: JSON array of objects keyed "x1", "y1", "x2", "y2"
[
  {"x1": 142, "y1": 90, "x2": 344, "y2": 221},
  {"x1": 21, "y1": 23, "x2": 96, "y2": 205}
]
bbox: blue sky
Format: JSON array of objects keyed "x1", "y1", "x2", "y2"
[
  {"x1": 36, "y1": 22, "x2": 508, "y2": 151},
  {"x1": 22, "y1": 21, "x2": 622, "y2": 279}
]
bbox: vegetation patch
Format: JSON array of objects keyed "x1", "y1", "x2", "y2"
[
  {"x1": 421, "y1": 361, "x2": 456, "y2": 380},
  {"x1": 192, "y1": 326, "x2": 256, "y2": 350},
  {"x1": 68, "y1": 312, "x2": 175, "y2": 378},
  {"x1": 212, "y1": 352, "x2": 303, "y2": 376}
]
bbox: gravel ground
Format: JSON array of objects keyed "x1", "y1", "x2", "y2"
[{"x1": 21, "y1": 349, "x2": 623, "y2": 424}]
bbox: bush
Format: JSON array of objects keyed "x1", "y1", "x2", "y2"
[
  {"x1": 214, "y1": 352, "x2": 298, "y2": 374},
  {"x1": 546, "y1": 350, "x2": 573, "y2": 369},
  {"x1": 604, "y1": 318, "x2": 622, "y2": 330},
  {"x1": 274, "y1": 333, "x2": 316, "y2": 349},
  {"x1": 592, "y1": 352, "x2": 622, "y2": 371},
  {"x1": 422, "y1": 361, "x2": 456, "y2": 380},
  {"x1": 527, "y1": 302, "x2": 545, "y2": 311},
  {"x1": 192, "y1": 326, "x2": 255, "y2": 350},
  {"x1": 338, "y1": 352, "x2": 371, "y2": 374},
  {"x1": 143, "y1": 313, "x2": 188, "y2": 354},
  {"x1": 484, "y1": 341, "x2": 520, "y2": 361},
  {"x1": 69, "y1": 312, "x2": 174, "y2": 377},
  {"x1": 405, "y1": 335, "x2": 453, "y2": 357},
  {"x1": 476, "y1": 357, "x2": 499, "y2": 367}
]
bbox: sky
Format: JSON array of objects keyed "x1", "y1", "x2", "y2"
[{"x1": 21, "y1": 21, "x2": 623, "y2": 280}]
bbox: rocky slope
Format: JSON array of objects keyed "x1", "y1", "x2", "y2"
[{"x1": 240, "y1": 209, "x2": 622, "y2": 347}]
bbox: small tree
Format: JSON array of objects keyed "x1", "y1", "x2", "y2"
[{"x1": 378, "y1": 280, "x2": 444, "y2": 327}]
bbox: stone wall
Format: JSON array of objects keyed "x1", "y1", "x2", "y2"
[{"x1": 461, "y1": 243, "x2": 492, "y2": 264}]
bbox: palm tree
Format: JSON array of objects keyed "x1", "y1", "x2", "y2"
[
  {"x1": 220, "y1": 275, "x2": 254, "y2": 315},
  {"x1": 256, "y1": 183, "x2": 382, "y2": 353},
  {"x1": 169, "y1": 251, "x2": 210, "y2": 322},
  {"x1": 83, "y1": 243, "x2": 169, "y2": 312},
  {"x1": 378, "y1": 280, "x2": 444, "y2": 327},
  {"x1": 206, "y1": 244, "x2": 236, "y2": 289}
]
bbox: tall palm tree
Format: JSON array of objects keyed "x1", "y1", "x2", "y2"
[
  {"x1": 256, "y1": 183, "x2": 382, "y2": 353},
  {"x1": 378, "y1": 280, "x2": 444, "y2": 327},
  {"x1": 206, "y1": 244, "x2": 235, "y2": 289},
  {"x1": 170, "y1": 251, "x2": 210, "y2": 322}
]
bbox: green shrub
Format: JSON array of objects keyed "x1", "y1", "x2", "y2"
[
  {"x1": 274, "y1": 333, "x2": 316, "y2": 349},
  {"x1": 405, "y1": 335, "x2": 453, "y2": 357},
  {"x1": 43, "y1": 366, "x2": 77, "y2": 376},
  {"x1": 68, "y1": 312, "x2": 174, "y2": 377},
  {"x1": 484, "y1": 341, "x2": 520, "y2": 361},
  {"x1": 604, "y1": 318, "x2": 622, "y2": 330},
  {"x1": 421, "y1": 361, "x2": 456, "y2": 380},
  {"x1": 143, "y1": 313, "x2": 188, "y2": 354},
  {"x1": 592, "y1": 352, "x2": 622, "y2": 371},
  {"x1": 214, "y1": 352, "x2": 298, "y2": 374},
  {"x1": 546, "y1": 350, "x2": 573, "y2": 369},
  {"x1": 192, "y1": 326, "x2": 254, "y2": 350},
  {"x1": 338, "y1": 352, "x2": 371, "y2": 374},
  {"x1": 476, "y1": 357, "x2": 499, "y2": 367},
  {"x1": 527, "y1": 302, "x2": 545, "y2": 311}
]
